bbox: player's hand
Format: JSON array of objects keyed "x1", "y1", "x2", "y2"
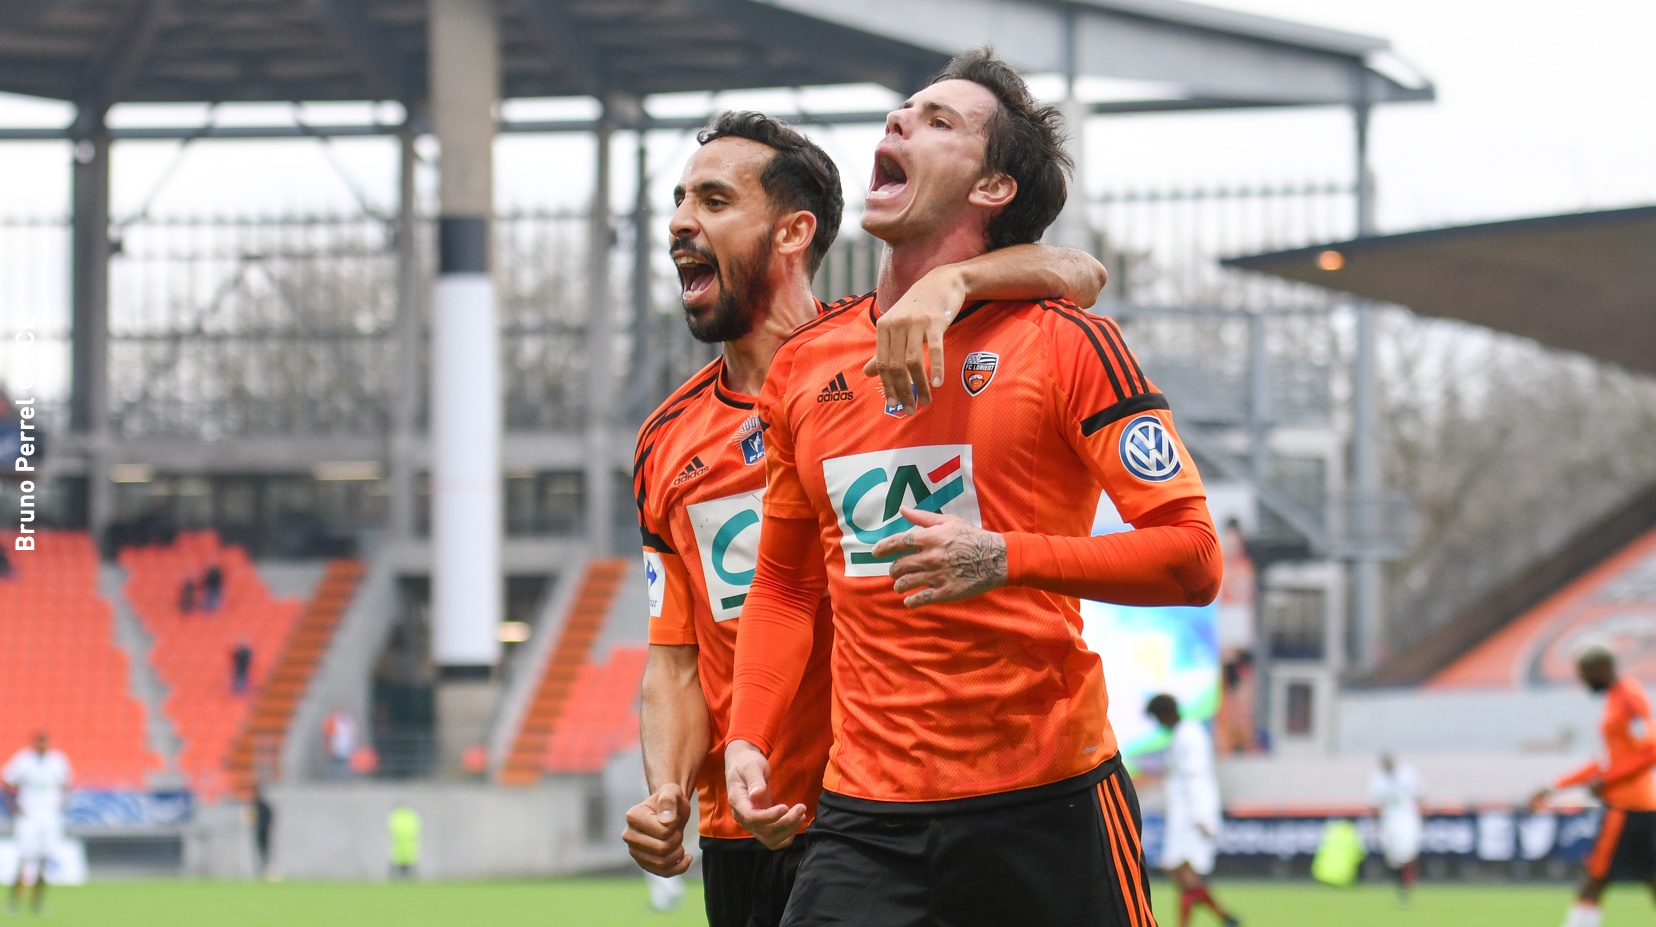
[
  {"x1": 1526, "y1": 787, "x2": 1552, "y2": 812},
  {"x1": 861, "y1": 266, "x2": 968, "y2": 415},
  {"x1": 874, "y1": 507, "x2": 1008, "y2": 607},
  {"x1": 726, "y1": 739, "x2": 806, "y2": 850},
  {"x1": 622, "y1": 782, "x2": 693, "y2": 877}
]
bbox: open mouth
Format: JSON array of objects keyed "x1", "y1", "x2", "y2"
[
  {"x1": 673, "y1": 249, "x2": 717, "y2": 302},
  {"x1": 869, "y1": 148, "x2": 909, "y2": 200}
]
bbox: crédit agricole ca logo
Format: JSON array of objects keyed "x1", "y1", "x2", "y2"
[
  {"x1": 686, "y1": 490, "x2": 764, "y2": 620},
  {"x1": 822, "y1": 445, "x2": 982, "y2": 577}
]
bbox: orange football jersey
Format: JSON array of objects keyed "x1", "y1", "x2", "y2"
[
  {"x1": 636, "y1": 355, "x2": 835, "y2": 838},
  {"x1": 1556, "y1": 676, "x2": 1656, "y2": 811},
  {"x1": 744, "y1": 293, "x2": 1209, "y2": 804}
]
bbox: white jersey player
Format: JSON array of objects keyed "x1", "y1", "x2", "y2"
[
  {"x1": 1369, "y1": 753, "x2": 1423, "y2": 905},
  {"x1": 4, "y1": 733, "x2": 72, "y2": 915},
  {"x1": 1147, "y1": 695, "x2": 1240, "y2": 927}
]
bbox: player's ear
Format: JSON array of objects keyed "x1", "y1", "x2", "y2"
[
  {"x1": 968, "y1": 172, "x2": 1017, "y2": 210},
  {"x1": 773, "y1": 209, "x2": 816, "y2": 262}
]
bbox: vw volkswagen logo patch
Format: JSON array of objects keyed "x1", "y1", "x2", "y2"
[
  {"x1": 1119, "y1": 414, "x2": 1182, "y2": 482},
  {"x1": 961, "y1": 351, "x2": 999, "y2": 396}
]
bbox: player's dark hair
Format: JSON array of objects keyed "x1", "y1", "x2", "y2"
[
  {"x1": 697, "y1": 111, "x2": 844, "y2": 275},
  {"x1": 1146, "y1": 693, "x2": 1179, "y2": 720},
  {"x1": 928, "y1": 47, "x2": 1073, "y2": 250}
]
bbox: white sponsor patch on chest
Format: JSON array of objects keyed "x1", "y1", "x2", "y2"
[
  {"x1": 821, "y1": 445, "x2": 982, "y2": 577},
  {"x1": 686, "y1": 490, "x2": 765, "y2": 620}
]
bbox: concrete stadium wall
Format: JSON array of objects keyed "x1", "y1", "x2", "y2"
[
  {"x1": 1208, "y1": 752, "x2": 1589, "y2": 812},
  {"x1": 1333, "y1": 688, "x2": 1600, "y2": 756},
  {"x1": 268, "y1": 780, "x2": 589, "y2": 880},
  {"x1": 1178, "y1": 688, "x2": 1601, "y2": 813},
  {"x1": 183, "y1": 803, "x2": 257, "y2": 879}
]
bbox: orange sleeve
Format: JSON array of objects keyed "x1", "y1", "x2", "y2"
[
  {"x1": 1599, "y1": 685, "x2": 1656, "y2": 787},
  {"x1": 1004, "y1": 497, "x2": 1221, "y2": 606},
  {"x1": 727, "y1": 515, "x2": 827, "y2": 756},
  {"x1": 1555, "y1": 761, "x2": 1604, "y2": 790},
  {"x1": 1022, "y1": 305, "x2": 1219, "y2": 605},
  {"x1": 1600, "y1": 745, "x2": 1656, "y2": 788},
  {"x1": 1041, "y1": 306, "x2": 1209, "y2": 523}
]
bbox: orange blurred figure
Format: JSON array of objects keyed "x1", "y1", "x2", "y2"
[{"x1": 348, "y1": 745, "x2": 378, "y2": 775}]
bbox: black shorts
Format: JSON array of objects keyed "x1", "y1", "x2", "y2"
[
  {"x1": 702, "y1": 835, "x2": 812, "y2": 927},
  {"x1": 779, "y1": 756, "x2": 1155, "y2": 927},
  {"x1": 1586, "y1": 808, "x2": 1656, "y2": 882}
]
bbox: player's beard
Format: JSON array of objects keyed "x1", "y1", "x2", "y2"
[{"x1": 682, "y1": 230, "x2": 772, "y2": 345}]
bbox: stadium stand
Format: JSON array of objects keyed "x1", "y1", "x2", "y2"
[
  {"x1": 119, "y1": 532, "x2": 303, "y2": 800},
  {"x1": 542, "y1": 646, "x2": 647, "y2": 775},
  {"x1": 0, "y1": 530, "x2": 160, "y2": 788},
  {"x1": 1431, "y1": 523, "x2": 1656, "y2": 689},
  {"x1": 498, "y1": 558, "x2": 628, "y2": 785},
  {"x1": 226, "y1": 558, "x2": 365, "y2": 797},
  {"x1": 1369, "y1": 479, "x2": 1656, "y2": 686}
]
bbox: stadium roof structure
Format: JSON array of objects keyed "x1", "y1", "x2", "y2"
[
  {"x1": 0, "y1": 0, "x2": 1430, "y2": 132},
  {"x1": 1223, "y1": 206, "x2": 1656, "y2": 377}
]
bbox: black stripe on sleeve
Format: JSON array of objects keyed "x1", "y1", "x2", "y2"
[
  {"x1": 633, "y1": 445, "x2": 675, "y2": 553},
  {"x1": 782, "y1": 293, "x2": 869, "y2": 347},
  {"x1": 1095, "y1": 317, "x2": 1150, "y2": 396},
  {"x1": 632, "y1": 442, "x2": 655, "y2": 507},
  {"x1": 1056, "y1": 302, "x2": 1148, "y2": 398},
  {"x1": 1044, "y1": 301, "x2": 1131, "y2": 402},
  {"x1": 641, "y1": 525, "x2": 675, "y2": 553},
  {"x1": 1080, "y1": 392, "x2": 1170, "y2": 437},
  {"x1": 640, "y1": 376, "x2": 716, "y2": 443}
]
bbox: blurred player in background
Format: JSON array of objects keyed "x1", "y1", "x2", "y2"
[
  {"x1": 1148, "y1": 695, "x2": 1240, "y2": 927},
  {"x1": 387, "y1": 802, "x2": 421, "y2": 881},
  {"x1": 1530, "y1": 646, "x2": 1656, "y2": 927},
  {"x1": 622, "y1": 109, "x2": 1106, "y2": 927},
  {"x1": 1368, "y1": 752, "x2": 1422, "y2": 906},
  {"x1": 725, "y1": 48, "x2": 1220, "y2": 927},
  {"x1": 3, "y1": 733, "x2": 72, "y2": 917}
]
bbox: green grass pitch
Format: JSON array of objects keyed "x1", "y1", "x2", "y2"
[{"x1": 17, "y1": 878, "x2": 1653, "y2": 926}]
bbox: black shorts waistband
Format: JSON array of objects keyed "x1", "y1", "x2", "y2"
[
  {"x1": 700, "y1": 833, "x2": 812, "y2": 852},
  {"x1": 818, "y1": 753, "x2": 1121, "y2": 817}
]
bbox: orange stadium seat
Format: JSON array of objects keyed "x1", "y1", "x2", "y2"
[
  {"x1": 543, "y1": 646, "x2": 648, "y2": 775},
  {"x1": 0, "y1": 530, "x2": 161, "y2": 789},
  {"x1": 119, "y1": 531, "x2": 303, "y2": 801}
]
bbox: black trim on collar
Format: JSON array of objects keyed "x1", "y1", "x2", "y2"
[
  {"x1": 951, "y1": 300, "x2": 993, "y2": 327},
  {"x1": 713, "y1": 375, "x2": 757, "y2": 410}
]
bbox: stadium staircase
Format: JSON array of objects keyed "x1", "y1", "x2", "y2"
[
  {"x1": 101, "y1": 563, "x2": 183, "y2": 783},
  {"x1": 1367, "y1": 479, "x2": 1656, "y2": 686},
  {"x1": 226, "y1": 558, "x2": 365, "y2": 797},
  {"x1": 120, "y1": 532, "x2": 304, "y2": 801},
  {"x1": 0, "y1": 530, "x2": 160, "y2": 788},
  {"x1": 498, "y1": 558, "x2": 629, "y2": 786}
]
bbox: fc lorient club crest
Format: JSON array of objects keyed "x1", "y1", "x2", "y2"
[{"x1": 961, "y1": 351, "x2": 999, "y2": 396}]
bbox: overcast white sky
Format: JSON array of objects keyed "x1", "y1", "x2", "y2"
[
  {"x1": 0, "y1": 0, "x2": 1652, "y2": 409},
  {"x1": 0, "y1": 0, "x2": 1651, "y2": 231}
]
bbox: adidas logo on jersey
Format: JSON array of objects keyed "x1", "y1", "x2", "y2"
[
  {"x1": 671, "y1": 455, "x2": 710, "y2": 486},
  {"x1": 817, "y1": 373, "x2": 855, "y2": 402}
]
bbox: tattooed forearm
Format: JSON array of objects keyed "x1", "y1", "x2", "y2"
[{"x1": 945, "y1": 532, "x2": 1008, "y2": 595}]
